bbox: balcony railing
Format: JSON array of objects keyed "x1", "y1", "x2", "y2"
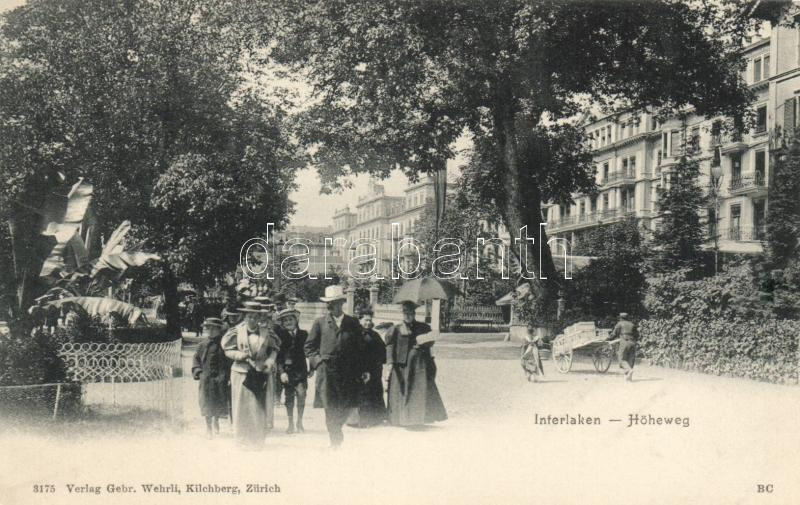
[
  {"x1": 602, "y1": 171, "x2": 636, "y2": 185},
  {"x1": 729, "y1": 172, "x2": 766, "y2": 192},
  {"x1": 726, "y1": 225, "x2": 767, "y2": 241}
]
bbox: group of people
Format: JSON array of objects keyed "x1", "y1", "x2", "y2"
[{"x1": 191, "y1": 286, "x2": 447, "y2": 449}]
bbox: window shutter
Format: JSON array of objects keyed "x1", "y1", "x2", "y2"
[{"x1": 784, "y1": 98, "x2": 795, "y2": 138}]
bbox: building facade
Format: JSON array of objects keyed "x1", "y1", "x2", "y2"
[
  {"x1": 330, "y1": 177, "x2": 436, "y2": 277},
  {"x1": 544, "y1": 28, "x2": 798, "y2": 257}
]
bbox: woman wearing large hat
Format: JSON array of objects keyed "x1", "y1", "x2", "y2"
[
  {"x1": 221, "y1": 301, "x2": 280, "y2": 449},
  {"x1": 386, "y1": 300, "x2": 447, "y2": 427}
]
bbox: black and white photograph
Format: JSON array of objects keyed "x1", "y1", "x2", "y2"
[{"x1": 0, "y1": 1, "x2": 799, "y2": 504}]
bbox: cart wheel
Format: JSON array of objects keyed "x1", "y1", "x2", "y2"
[
  {"x1": 553, "y1": 351, "x2": 573, "y2": 373},
  {"x1": 592, "y1": 344, "x2": 613, "y2": 373}
]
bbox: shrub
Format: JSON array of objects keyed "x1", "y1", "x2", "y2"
[
  {"x1": 0, "y1": 321, "x2": 69, "y2": 386},
  {"x1": 110, "y1": 325, "x2": 173, "y2": 344},
  {"x1": 644, "y1": 263, "x2": 794, "y2": 320},
  {"x1": 640, "y1": 318, "x2": 799, "y2": 384}
]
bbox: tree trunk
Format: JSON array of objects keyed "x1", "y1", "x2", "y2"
[
  {"x1": 495, "y1": 112, "x2": 561, "y2": 318},
  {"x1": 161, "y1": 264, "x2": 181, "y2": 340},
  {"x1": 8, "y1": 213, "x2": 45, "y2": 315}
]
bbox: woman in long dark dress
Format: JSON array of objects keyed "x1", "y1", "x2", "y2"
[
  {"x1": 386, "y1": 301, "x2": 447, "y2": 427},
  {"x1": 348, "y1": 307, "x2": 387, "y2": 427}
]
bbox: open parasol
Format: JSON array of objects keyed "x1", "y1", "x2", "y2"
[{"x1": 392, "y1": 276, "x2": 460, "y2": 304}]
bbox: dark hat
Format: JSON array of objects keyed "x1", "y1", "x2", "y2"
[
  {"x1": 202, "y1": 317, "x2": 225, "y2": 327},
  {"x1": 399, "y1": 300, "x2": 419, "y2": 310},
  {"x1": 273, "y1": 293, "x2": 287, "y2": 304}
]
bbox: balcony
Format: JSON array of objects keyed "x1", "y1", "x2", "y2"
[
  {"x1": 719, "y1": 131, "x2": 747, "y2": 155},
  {"x1": 729, "y1": 172, "x2": 767, "y2": 196},
  {"x1": 725, "y1": 225, "x2": 767, "y2": 242},
  {"x1": 549, "y1": 213, "x2": 602, "y2": 231},
  {"x1": 603, "y1": 170, "x2": 636, "y2": 187}
]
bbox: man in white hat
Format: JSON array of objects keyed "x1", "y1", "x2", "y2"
[{"x1": 304, "y1": 285, "x2": 370, "y2": 448}]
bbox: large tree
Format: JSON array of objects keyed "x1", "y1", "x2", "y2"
[
  {"x1": 767, "y1": 134, "x2": 800, "y2": 269},
  {"x1": 0, "y1": 0, "x2": 301, "y2": 335},
  {"x1": 268, "y1": 0, "x2": 773, "y2": 316},
  {"x1": 650, "y1": 154, "x2": 708, "y2": 274}
]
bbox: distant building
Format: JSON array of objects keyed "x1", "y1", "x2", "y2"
[
  {"x1": 272, "y1": 225, "x2": 343, "y2": 276},
  {"x1": 331, "y1": 177, "x2": 436, "y2": 277},
  {"x1": 542, "y1": 29, "x2": 788, "y2": 257}
]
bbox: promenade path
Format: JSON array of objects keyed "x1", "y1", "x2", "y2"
[{"x1": 1, "y1": 333, "x2": 798, "y2": 505}]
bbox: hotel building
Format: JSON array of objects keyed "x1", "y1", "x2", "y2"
[{"x1": 544, "y1": 27, "x2": 800, "y2": 257}]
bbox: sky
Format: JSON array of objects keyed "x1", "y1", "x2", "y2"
[{"x1": 0, "y1": 0, "x2": 23, "y2": 12}]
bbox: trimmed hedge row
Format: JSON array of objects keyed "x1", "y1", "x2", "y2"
[{"x1": 639, "y1": 318, "x2": 800, "y2": 384}]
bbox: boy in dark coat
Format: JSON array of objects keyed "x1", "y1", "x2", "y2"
[
  {"x1": 277, "y1": 308, "x2": 310, "y2": 434},
  {"x1": 192, "y1": 318, "x2": 231, "y2": 436}
]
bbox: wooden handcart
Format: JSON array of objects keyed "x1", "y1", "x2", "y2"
[{"x1": 551, "y1": 322, "x2": 618, "y2": 374}]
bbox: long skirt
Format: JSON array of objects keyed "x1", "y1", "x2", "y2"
[
  {"x1": 346, "y1": 365, "x2": 387, "y2": 427},
  {"x1": 387, "y1": 350, "x2": 447, "y2": 426},
  {"x1": 231, "y1": 371, "x2": 275, "y2": 448}
]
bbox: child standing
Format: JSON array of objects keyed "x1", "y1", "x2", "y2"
[
  {"x1": 192, "y1": 317, "x2": 232, "y2": 436},
  {"x1": 276, "y1": 308, "x2": 309, "y2": 434},
  {"x1": 521, "y1": 333, "x2": 545, "y2": 382}
]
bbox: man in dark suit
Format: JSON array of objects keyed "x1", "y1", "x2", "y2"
[{"x1": 305, "y1": 285, "x2": 369, "y2": 448}]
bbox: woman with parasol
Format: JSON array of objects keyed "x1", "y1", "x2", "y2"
[{"x1": 385, "y1": 299, "x2": 447, "y2": 427}]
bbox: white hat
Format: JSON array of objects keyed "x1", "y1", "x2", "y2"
[{"x1": 320, "y1": 285, "x2": 347, "y2": 302}]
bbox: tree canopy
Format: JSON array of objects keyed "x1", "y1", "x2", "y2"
[
  {"x1": 268, "y1": 0, "x2": 773, "y2": 311},
  {"x1": 0, "y1": 0, "x2": 302, "y2": 334}
]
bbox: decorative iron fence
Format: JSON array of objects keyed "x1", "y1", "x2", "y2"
[{"x1": 58, "y1": 340, "x2": 183, "y2": 420}]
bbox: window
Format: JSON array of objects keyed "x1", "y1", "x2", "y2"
[
  {"x1": 629, "y1": 156, "x2": 636, "y2": 176},
  {"x1": 590, "y1": 197, "x2": 597, "y2": 213},
  {"x1": 662, "y1": 132, "x2": 668, "y2": 155},
  {"x1": 670, "y1": 130, "x2": 682, "y2": 157},
  {"x1": 755, "y1": 105, "x2": 767, "y2": 133},
  {"x1": 730, "y1": 204, "x2": 742, "y2": 240},
  {"x1": 690, "y1": 126, "x2": 700, "y2": 152},
  {"x1": 753, "y1": 55, "x2": 770, "y2": 82},
  {"x1": 754, "y1": 200, "x2": 766, "y2": 239},
  {"x1": 753, "y1": 57, "x2": 762, "y2": 82},
  {"x1": 755, "y1": 150, "x2": 766, "y2": 185},
  {"x1": 603, "y1": 162, "x2": 609, "y2": 182},
  {"x1": 602, "y1": 193, "x2": 609, "y2": 210},
  {"x1": 731, "y1": 153, "x2": 742, "y2": 179}
]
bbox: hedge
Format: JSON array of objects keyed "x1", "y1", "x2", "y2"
[
  {"x1": 110, "y1": 325, "x2": 173, "y2": 344},
  {"x1": 639, "y1": 318, "x2": 800, "y2": 384}
]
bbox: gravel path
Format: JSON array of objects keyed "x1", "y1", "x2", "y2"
[{"x1": 1, "y1": 337, "x2": 798, "y2": 505}]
